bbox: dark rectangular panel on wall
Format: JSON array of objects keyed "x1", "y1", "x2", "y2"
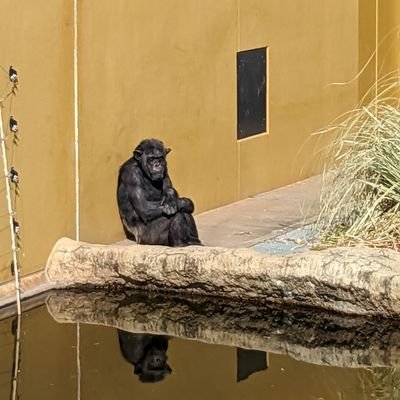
[{"x1": 237, "y1": 47, "x2": 267, "y2": 139}]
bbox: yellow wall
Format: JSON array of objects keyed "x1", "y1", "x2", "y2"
[
  {"x1": 378, "y1": 0, "x2": 400, "y2": 96},
  {"x1": 0, "y1": 0, "x2": 399, "y2": 281},
  {"x1": 378, "y1": 0, "x2": 400, "y2": 73},
  {"x1": 359, "y1": 0, "x2": 377, "y2": 101},
  {"x1": 78, "y1": 0, "x2": 360, "y2": 243},
  {"x1": 359, "y1": 0, "x2": 400, "y2": 101},
  {"x1": 238, "y1": 0, "x2": 359, "y2": 197},
  {"x1": 0, "y1": 0, "x2": 75, "y2": 282},
  {"x1": 78, "y1": 0, "x2": 239, "y2": 243}
]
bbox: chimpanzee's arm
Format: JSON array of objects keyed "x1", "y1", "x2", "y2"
[
  {"x1": 119, "y1": 166, "x2": 165, "y2": 224},
  {"x1": 162, "y1": 175, "x2": 178, "y2": 198},
  {"x1": 160, "y1": 174, "x2": 179, "y2": 215},
  {"x1": 129, "y1": 185, "x2": 165, "y2": 223},
  {"x1": 163, "y1": 175, "x2": 194, "y2": 213}
]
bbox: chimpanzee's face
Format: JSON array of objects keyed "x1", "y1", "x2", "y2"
[
  {"x1": 135, "y1": 348, "x2": 172, "y2": 383},
  {"x1": 143, "y1": 348, "x2": 168, "y2": 370},
  {"x1": 143, "y1": 150, "x2": 167, "y2": 181},
  {"x1": 134, "y1": 139, "x2": 171, "y2": 181}
]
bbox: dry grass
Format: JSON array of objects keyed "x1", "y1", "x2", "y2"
[{"x1": 314, "y1": 75, "x2": 400, "y2": 250}]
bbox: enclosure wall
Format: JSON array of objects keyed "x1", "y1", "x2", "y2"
[
  {"x1": 0, "y1": 0, "x2": 399, "y2": 281},
  {"x1": 0, "y1": 0, "x2": 75, "y2": 282}
]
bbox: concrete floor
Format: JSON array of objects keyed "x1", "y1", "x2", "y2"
[
  {"x1": 0, "y1": 175, "x2": 322, "y2": 314},
  {"x1": 196, "y1": 175, "x2": 321, "y2": 248}
]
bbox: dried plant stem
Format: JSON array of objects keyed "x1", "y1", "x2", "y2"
[{"x1": 314, "y1": 75, "x2": 400, "y2": 250}]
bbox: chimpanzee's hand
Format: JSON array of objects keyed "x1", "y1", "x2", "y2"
[{"x1": 161, "y1": 195, "x2": 178, "y2": 216}]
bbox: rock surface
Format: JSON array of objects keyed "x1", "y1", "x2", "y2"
[
  {"x1": 46, "y1": 290, "x2": 400, "y2": 368},
  {"x1": 45, "y1": 237, "x2": 400, "y2": 317}
]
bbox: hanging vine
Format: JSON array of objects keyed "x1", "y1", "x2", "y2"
[{"x1": 0, "y1": 65, "x2": 21, "y2": 314}]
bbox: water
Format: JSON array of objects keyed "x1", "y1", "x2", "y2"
[{"x1": 1, "y1": 290, "x2": 400, "y2": 400}]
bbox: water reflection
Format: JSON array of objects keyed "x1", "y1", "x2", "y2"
[
  {"x1": 118, "y1": 331, "x2": 172, "y2": 383},
  {"x1": 10, "y1": 315, "x2": 21, "y2": 400},
  {"x1": 47, "y1": 289, "x2": 400, "y2": 369},
  {"x1": 117, "y1": 329, "x2": 266, "y2": 384},
  {"x1": 1, "y1": 299, "x2": 400, "y2": 399},
  {"x1": 236, "y1": 348, "x2": 268, "y2": 382}
]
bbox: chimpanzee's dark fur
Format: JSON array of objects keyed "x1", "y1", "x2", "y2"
[
  {"x1": 117, "y1": 139, "x2": 201, "y2": 246},
  {"x1": 118, "y1": 330, "x2": 171, "y2": 383}
]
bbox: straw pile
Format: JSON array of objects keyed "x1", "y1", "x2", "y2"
[{"x1": 315, "y1": 77, "x2": 400, "y2": 250}]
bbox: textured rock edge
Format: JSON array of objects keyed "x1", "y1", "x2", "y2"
[{"x1": 45, "y1": 237, "x2": 400, "y2": 317}]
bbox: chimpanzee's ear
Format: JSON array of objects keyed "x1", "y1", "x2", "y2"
[
  {"x1": 134, "y1": 149, "x2": 143, "y2": 160},
  {"x1": 134, "y1": 364, "x2": 143, "y2": 375},
  {"x1": 165, "y1": 147, "x2": 172, "y2": 155}
]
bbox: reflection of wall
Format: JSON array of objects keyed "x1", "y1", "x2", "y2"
[
  {"x1": 80, "y1": 323, "x2": 371, "y2": 400},
  {"x1": 0, "y1": 307, "x2": 395, "y2": 400},
  {"x1": 0, "y1": 1, "x2": 399, "y2": 281},
  {"x1": 0, "y1": 306, "x2": 376, "y2": 400},
  {"x1": 0, "y1": 306, "x2": 77, "y2": 400},
  {"x1": 0, "y1": 316, "x2": 14, "y2": 400}
]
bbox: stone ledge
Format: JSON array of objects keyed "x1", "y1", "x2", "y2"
[
  {"x1": 0, "y1": 271, "x2": 52, "y2": 312},
  {"x1": 46, "y1": 237, "x2": 400, "y2": 318}
]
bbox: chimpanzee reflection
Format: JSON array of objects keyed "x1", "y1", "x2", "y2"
[{"x1": 118, "y1": 330, "x2": 172, "y2": 383}]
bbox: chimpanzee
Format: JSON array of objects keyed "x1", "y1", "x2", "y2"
[
  {"x1": 117, "y1": 138, "x2": 202, "y2": 246},
  {"x1": 118, "y1": 330, "x2": 172, "y2": 383}
]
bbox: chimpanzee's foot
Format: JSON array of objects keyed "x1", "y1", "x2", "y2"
[
  {"x1": 172, "y1": 239, "x2": 203, "y2": 247},
  {"x1": 188, "y1": 239, "x2": 203, "y2": 246}
]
